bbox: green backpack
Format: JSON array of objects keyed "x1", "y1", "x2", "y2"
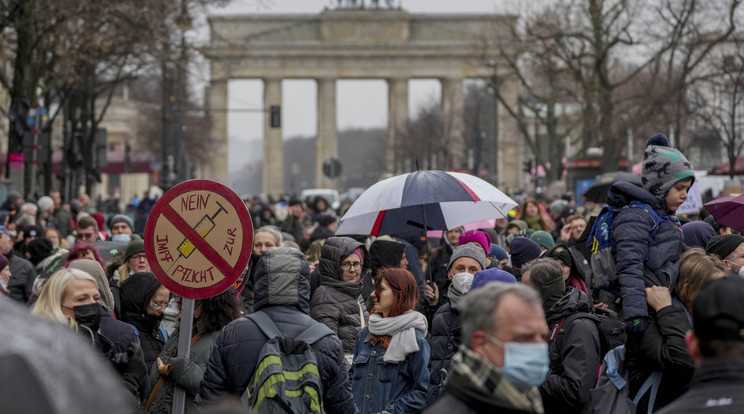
[{"x1": 242, "y1": 311, "x2": 334, "y2": 414}]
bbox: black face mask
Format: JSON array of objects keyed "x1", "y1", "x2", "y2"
[{"x1": 73, "y1": 303, "x2": 102, "y2": 332}]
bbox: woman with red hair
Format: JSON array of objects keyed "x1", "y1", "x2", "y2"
[
  {"x1": 66, "y1": 240, "x2": 106, "y2": 270},
  {"x1": 351, "y1": 268, "x2": 430, "y2": 413}
]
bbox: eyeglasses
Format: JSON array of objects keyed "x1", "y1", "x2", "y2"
[
  {"x1": 149, "y1": 301, "x2": 168, "y2": 310},
  {"x1": 130, "y1": 253, "x2": 147, "y2": 261},
  {"x1": 340, "y1": 261, "x2": 362, "y2": 271}
]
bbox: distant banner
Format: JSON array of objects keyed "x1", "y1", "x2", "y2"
[
  {"x1": 677, "y1": 182, "x2": 702, "y2": 215},
  {"x1": 9, "y1": 153, "x2": 23, "y2": 170}
]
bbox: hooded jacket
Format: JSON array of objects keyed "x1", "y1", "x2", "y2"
[
  {"x1": 607, "y1": 181, "x2": 685, "y2": 321},
  {"x1": 6, "y1": 250, "x2": 37, "y2": 304},
  {"x1": 311, "y1": 237, "x2": 369, "y2": 354},
  {"x1": 196, "y1": 247, "x2": 357, "y2": 414},
  {"x1": 119, "y1": 272, "x2": 167, "y2": 371},
  {"x1": 539, "y1": 288, "x2": 602, "y2": 414}
]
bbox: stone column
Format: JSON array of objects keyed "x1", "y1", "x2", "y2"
[
  {"x1": 316, "y1": 78, "x2": 337, "y2": 189},
  {"x1": 496, "y1": 73, "x2": 523, "y2": 188},
  {"x1": 263, "y1": 78, "x2": 283, "y2": 197},
  {"x1": 440, "y1": 77, "x2": 465, "y2": 170},
  {"x1": 386, "y1": 78, "x2": 408, "y2": 174},
  {"x1": 207, "y1": 80, "x2": 229, "y2": 184}
]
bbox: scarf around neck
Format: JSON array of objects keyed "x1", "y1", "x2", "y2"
[
  {"x1": 368, "y1": 310, "x2": 427, "y2": 362},
  {"x1": 447, "y1": 346, "x2": 544, "y2": 413}
]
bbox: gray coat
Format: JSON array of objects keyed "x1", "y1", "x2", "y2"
[
  {"x1": 311, "y1": 237, "x2": 369, "y2": 354},
  {"x1": 147, "y1": 329, "x2": 220, "y2": 414}
]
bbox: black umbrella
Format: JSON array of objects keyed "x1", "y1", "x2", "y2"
[{"x1": 583, "y1": 171, "x2": 642, "y2": 204}]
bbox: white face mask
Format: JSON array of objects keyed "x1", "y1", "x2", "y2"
[{"x1": 729, "y1": 261, "x2": 744, "y2": 278}]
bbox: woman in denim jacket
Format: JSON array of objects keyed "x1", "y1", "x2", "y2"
[{"x1": 351, "y1": 268, "x2": 430, "y2": 414}]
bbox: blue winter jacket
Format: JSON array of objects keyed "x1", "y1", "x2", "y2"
[
  {"x1": 195, "y1": 247, "x2": 357, "y2": 414},
  {"x1": 607, "y1": 181, "x2": 685, "y2": 321},
  {"x1": 351, "y1": 327, "x2": 430, "y2": 414}
]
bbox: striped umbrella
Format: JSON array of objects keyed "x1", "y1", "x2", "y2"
[{"x1": 336, "y1": 170, "x2": 517, "y2": 236}]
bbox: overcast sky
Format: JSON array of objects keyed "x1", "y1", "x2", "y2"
[{"x1": 208, "y1": 0, "x2": 506, "y2": 169}]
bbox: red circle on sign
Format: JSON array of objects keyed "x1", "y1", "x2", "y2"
[{"x1": 144, "y1": 180, "x2": 253, "y2": 299}]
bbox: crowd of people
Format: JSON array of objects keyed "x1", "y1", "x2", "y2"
[{"x1": 2, "y1": 132, "x2": 744, "y2": 413}]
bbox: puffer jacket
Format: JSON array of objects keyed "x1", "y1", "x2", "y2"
[
  {"x1": 540, "y1": 288, "x2": 602, "y2": 414},
  {"x1": 426, "y1": 298, "x2": 461, "y2": 405},
  {"x1": 607, "y1": 181, "x2": 685, "y2": 321},
  {"x1": 626, "y1": 302, "x2": 694, "y2": 413},
  {"x1": 119, "y1": 272, "x2": 167, "y2": 372},
  {"x1": 147, "y1": 329, "x2": 220, "y2": 414},
  {"x1": 311, "y1": 237, "x2": 369, "y2": 354},
  {"x1": 196, "y1": 247, "x2": 357, "y2": 414}
]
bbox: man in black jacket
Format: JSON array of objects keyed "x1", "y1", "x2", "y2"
[
  {"x1": 1, "y1": 225, "x2": 37, "y2": 304},
  {"x1": 522, "y1": 258, "x2": 601, "y2": 414},
  {"x1": 657, "y1": 277, "x2": 744, "y2": 414},
  {"x1": 196, "y1": 247, "x2": 356, "y2": 414}
]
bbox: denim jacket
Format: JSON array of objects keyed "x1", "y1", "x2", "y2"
[{"x1": 350, "y1": 327, "x2": 430, "y2": 414}]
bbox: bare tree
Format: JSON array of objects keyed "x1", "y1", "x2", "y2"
[
  {"x1": 688, "y1": 33, "x2": 744, "y2": 178},
  {"x1": 485, "y1": 0, "x2": 741, "y2": 178}
]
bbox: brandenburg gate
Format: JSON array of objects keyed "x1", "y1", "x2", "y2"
[{"x1": 202, "y1": 8, "x2": 523, "y2": 196}]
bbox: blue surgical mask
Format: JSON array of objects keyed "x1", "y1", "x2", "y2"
[
  {"x1": 111, "y1": 234, "x2": 131, "y2": 243},
  {"x1": 488, "y1": 334, "x2": 549, "y2": 390}
]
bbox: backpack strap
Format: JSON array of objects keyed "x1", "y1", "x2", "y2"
[
  {"x1": 126, "y1": 323, "x2": 141, "y2": 345},
  {"x1": 633, "y1": 371, "x2": 663, "y2": 414},
  {"x1": 246, "y1": 311, "x2": 283, "y2": 340},
  {"x1": 295, "y1": 322, "x2": 335, "y2": 345},
  {"x1": 159, "y1": 326, "x2": 168, "y2": 342}
]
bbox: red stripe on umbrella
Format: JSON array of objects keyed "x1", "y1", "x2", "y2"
[
  {"x1": 371, "y1": 210, "x2": 386, "y2": 236},
  {"x1": 454, "y1": 177, "x2": 481, "y2": 202}
]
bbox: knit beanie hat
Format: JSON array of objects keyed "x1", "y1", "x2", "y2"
[
  {"x1": 110, "y1": 214, "x2": 134, "y2": 232},
  {"x1": 641, "y1": 134, "x2": 695, "y2": 199},
  {"x1": 27, "y1": 237, "x2": 54, "y2": 265},
  {"x1": 459, "y1": 230, "x2": 491, "y2": 256},
  {"x1": 509, "y1": 237, "x2": 542, "y2": 269},
  {"x1": 506, "y1": 219, "x2": 528, "y2": 232},
  {"x1": 448, "y1": 242, "x2": 486, "y2": 271},
  {"x1": 705, "y1": 234, "x2": 744, "y2": 260},
  {"x1": 489, "y1": 244, "x2": 509, "y2": 261},
  {"x1": 530, "y1": 230, "x2": 555, "y2": 250},
  {"x1": 470, "y1": 268, "x2": 516, "y2": 291},
  {"x1": 123, "y1": 239, "x2": 145, "y2": 262},
  {"x1": 37, "y1": 196, "x2": 54, "y2": 213}
]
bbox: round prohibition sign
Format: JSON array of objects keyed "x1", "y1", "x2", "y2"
[{"x1": 145, "y1": 180, "x2": 253, "y2": 299}]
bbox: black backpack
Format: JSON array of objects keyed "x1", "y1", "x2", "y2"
[{"x1": 548, "y1": 311, "x2": 626, "y2": 359}]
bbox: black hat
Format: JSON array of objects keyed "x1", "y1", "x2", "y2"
[
  {"x1": 316, "y1": 213, "x2": 338, "y2": 228},
  {"x1": 705, "y1": 234, "x2": 744, "y2": 260},
  {"x1": 27, "y1": 237, "x2": 53, "y2": 265},
  {"x1": 693, "y1": 277, "x2": 744, "y2": 342},
  {"x1": 23, "y1": 225, "x2": 44, "y2": 239}
]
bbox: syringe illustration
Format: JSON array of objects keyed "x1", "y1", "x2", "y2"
[{"x1": 167, "y1": 200, "x2": 228, "y2": 274}]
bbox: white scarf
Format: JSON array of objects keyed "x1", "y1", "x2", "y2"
[{"x1": 368, "y1": 310, "x2": 428, "y2": 363}]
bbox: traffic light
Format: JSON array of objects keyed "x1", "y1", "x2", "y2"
[
  {"x1": 523, "y1": 159, "x2": 533, "y2": 174},
  {"x1": 270, "y1": 105, "x2": 281, "y2": 128}
]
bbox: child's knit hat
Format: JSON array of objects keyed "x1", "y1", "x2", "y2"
[{"x1": 641, "y1": 134, "x2": 694, "y2": 199}]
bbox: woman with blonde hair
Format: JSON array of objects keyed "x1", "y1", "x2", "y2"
[
  {"x1": 33, "y1": 267, "x2": 150, "y2": 404},
  {"x1": 32, "y1": 268, "x2": 100, "y2": 328}
]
